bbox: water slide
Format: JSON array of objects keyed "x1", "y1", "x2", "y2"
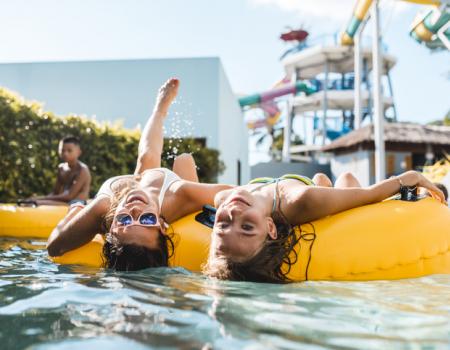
[
  {"x1": 238, "y1": 81, "x2": 315, "y2": 129},
  {"x1": 410, "y1": 4, "x2": 450, "y2": 50},
  {"x1": 340, "y1": 0, "x2": 449, "y2": 50},
  {"x1": 238, "y1": 81, "x2": 315, "y2": 108},
  {"x1": 341, "y1": 0, "x2": 374, "y2": 45}
]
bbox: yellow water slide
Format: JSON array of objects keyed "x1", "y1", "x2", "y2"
[
  {"x1": 341, "y1": 0, "x2": 374, "y2": 46},
  {"x1": 341, "y1": 0, "x2": 448, "y2": 50},
  {"x1": 410, "y1": 2, "x2": 450, "y2": 49}
]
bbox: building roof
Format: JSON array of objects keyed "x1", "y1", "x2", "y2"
[
  {"x1": 282, "y1": 46, "x2": 397, "y2": 79},
  {"x1": 322, "y1": 122, "x2": 450, "y2": 153}
]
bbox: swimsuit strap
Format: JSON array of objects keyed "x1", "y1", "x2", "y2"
[
  {"x1": 248, "y1": 177, "x2": 277, "y2": 185},
  {"x1": 248, "y1": 174, "x2": 315, "y2": 215},
  {"x1": 271, "y1": 178, "x2": 281, "y2": 215},
  {"x1": 95, "y1": 175, "x2": 135, "y2": 199},
  {"x1": 156, "y1": 168, "x2": 181, "y2": 207},
  {"x1": 280, "y1": 174, "x2": 315, "y2": 186}
]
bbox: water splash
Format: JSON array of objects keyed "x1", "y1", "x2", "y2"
[{"x1": 163, "y1": 96, "x2": 197, "y2": 160}]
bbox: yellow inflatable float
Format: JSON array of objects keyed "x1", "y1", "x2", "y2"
[
  {"x1": 1, "y1": 198, "x2": 449, "y2": 281},
  {"x1": 53, "y1": 198, "x2": 450, "y2": 281},
  {"x1": 0, "y1": 203, "x2": 67, "y2": 238}
]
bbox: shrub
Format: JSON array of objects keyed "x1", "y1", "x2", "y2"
[{"x1": 0, "y1": 88, "x2": 224, "y2": 202}]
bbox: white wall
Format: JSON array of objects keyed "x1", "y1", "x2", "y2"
[
  {"x1": 217, "y1": 64, "x2": 249, "y2": 184},
  {"x1": 330, "y1": 149, "x2": 371, "y2": 187},
  {"x1": 331, "y1": 149, "x2": 413, "y2": 186},
  {"x1": 0, "y1": 57, "x2": 246, "y2": 183}
]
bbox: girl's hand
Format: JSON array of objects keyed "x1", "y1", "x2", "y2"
[{"x1": 398, "y1": 171, "x2": 446, "y2": 204}]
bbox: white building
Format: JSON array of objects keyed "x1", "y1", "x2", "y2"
[
  {"x1": 0, "y1": 57, "x2": 248, "y2": 184},
  {"x1": 322, "y1": 123, "x2": 450, "y2": 186}
]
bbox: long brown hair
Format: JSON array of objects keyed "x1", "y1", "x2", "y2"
[
  {"x1": 101, "y1": 182, "x2": 175, "y2": 271},
  {"x1": 203, "y1": 219, "x2": 299, "y2": 283},
  {"x1": 203, "y1": 182, "x2": 300, "y2": 283}
]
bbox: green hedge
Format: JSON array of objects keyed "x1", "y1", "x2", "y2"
[{"x1": 0, "y1": 88, "x2": 224, "y2": 202}]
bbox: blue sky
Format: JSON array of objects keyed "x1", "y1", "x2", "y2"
[{"x1": 0, "y1": 0, "x2": 448, "y2": 124}]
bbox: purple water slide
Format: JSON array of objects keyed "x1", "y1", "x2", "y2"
[{"x1": 260, "y1": 84, "x2": 297, "y2": 103}]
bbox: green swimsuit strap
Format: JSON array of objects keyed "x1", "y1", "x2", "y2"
[
  {"x1": 249, "y1": 175, "x2": 314, "y2": 215},
  {"x1": 248, "y1": 177, "x2": 279, "y2": 214},
  {"x1": 248, "y1": 177, "x2": 276, "y2": 184},
  {"x1": 280, "y1": 174, "x2": 315, "y2": 186}
]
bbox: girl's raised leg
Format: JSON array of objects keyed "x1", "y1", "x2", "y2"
[{"x1": 134, "y1": 78, "x2": 179, "y2": 175}]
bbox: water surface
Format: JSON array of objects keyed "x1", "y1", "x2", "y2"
[{"x1": 1, "y1": 238, "x2": 449, "y2": 349}]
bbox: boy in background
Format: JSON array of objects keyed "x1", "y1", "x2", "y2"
[{"x1": 31, "y1": 136, "x2": 91, "y2": 206}]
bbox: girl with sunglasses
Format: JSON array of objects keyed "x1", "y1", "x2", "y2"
[{"x1": 47, "y1": 78, "x2": 233, "y2": 271}]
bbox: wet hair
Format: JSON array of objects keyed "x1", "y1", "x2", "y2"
[
  {"x1": 203, "y1": 182, "x2": 300, "y2": 283},
  {"x1": 102, "y1": 232, "x2": 174, "y2": 271},
  {"x1": 61, "y1": 135, "x2": 80, "y2": 146},
  {"x1": 434, "y1": 183, "x2": 448, "y2": 201},
  {"x1": 203, "y1": 219, "x2": 300, "y2": 283},
  {"x1": 101, "y1": 183, "x2": 174, "y2": 271}
]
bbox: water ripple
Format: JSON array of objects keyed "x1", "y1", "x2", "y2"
[{"x1": 0, "y1": 238, "x2": 449, "y2": 350}]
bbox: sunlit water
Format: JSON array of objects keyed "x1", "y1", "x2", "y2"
[{"x1": 1, "y1": 238, "x2": 449, "y2": 350}]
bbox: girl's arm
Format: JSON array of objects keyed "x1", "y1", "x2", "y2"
[
  {"x1": 288, "y1": 171, "x2": 445, "y2": 225},
  {"x1": 47, "y1": 196, "x2": 109, "y2": 256},
  {"x1": 168, "y1": 182, "x2": 235, "y2": 221}
]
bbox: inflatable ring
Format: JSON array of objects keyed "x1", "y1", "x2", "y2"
[
  {"x1": 0, "y1": 203, "x2": 67, "y2": 238},
  {"x1": 2, "y1": 198, "x2": 450, "y2": 281},
  {"x1": 53, "y1": 198, "x2": 450, "y2": 281}
]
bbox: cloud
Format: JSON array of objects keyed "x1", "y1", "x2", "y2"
[
  {"x1": 249, "y1": 0, "x2": 356, "y2": 21},
  {"x1": 249, "y1": 0, "x2": 411, "y2": 23}
]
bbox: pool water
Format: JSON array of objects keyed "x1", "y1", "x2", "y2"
[{"x1": 1, "y1": 238, "x2": 449, "y2": 350}]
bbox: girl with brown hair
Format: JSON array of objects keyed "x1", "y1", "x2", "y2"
[
  {"x1": 203, "y1": 171, "x2": 446, "y2": 283},
  {"x1": 47, "y1": 78, "x2": 232, "y2": 271}
]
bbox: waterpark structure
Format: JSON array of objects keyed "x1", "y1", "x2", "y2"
[
  {"x1": 239, "y1": 0, "x2": 449, "y2": 183},
  {"x1": 341, "y1": 0, "x2": 449, "y2": 182}
]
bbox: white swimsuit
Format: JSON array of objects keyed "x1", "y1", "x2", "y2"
[{"x1": 96, "y1": 168, "x2": 181, "y2": 208}]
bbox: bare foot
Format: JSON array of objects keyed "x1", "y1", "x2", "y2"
[{"x1": 154, "y1": 78, "x2": 179, "y2": 117}]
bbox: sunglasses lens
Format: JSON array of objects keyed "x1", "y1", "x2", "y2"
[
  {"x1": 117, "y1": 214, "x2": 132, "y2": 226},
  {"x1": 140, "y1": 213, "x2": 157, "y2": 225}
]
